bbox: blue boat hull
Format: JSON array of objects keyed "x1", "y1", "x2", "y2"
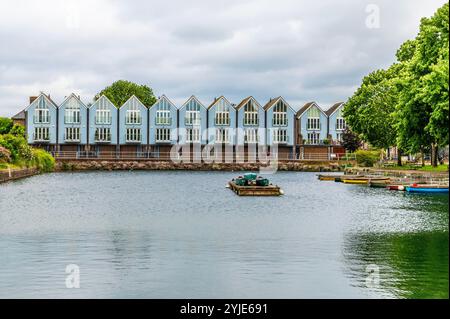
[{"x1": 406, "y1": 187, "x2": 449, "y2": 193}]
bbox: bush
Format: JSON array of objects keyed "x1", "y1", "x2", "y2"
[
  {"x1": 0, "y1": 134, "x2": 33, "y2": 162},
  {"x1": 355, "y1": 150, "x2": 381, "y2": 167},
  {"x1": 32, "y1": 148, "x2": 55, "y2": 172},
  {"x1": 0, "y1": 146, "x2": 11, "y2": 163},
  {"x1": 0, "y1": 117, "x2": 13, "y2": 134}
]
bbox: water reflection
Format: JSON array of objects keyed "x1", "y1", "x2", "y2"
[{"x1": 343, "y1": 232, "x2": 449, "y2": 298}]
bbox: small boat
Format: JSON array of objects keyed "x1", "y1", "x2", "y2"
[
  {"x1": 368, "y1": 179, "x2": 391, "y2": 188},
  {"x1": 387, "y1": 185, "x2": 406, "y2": 191},
  {"x1": 405, "y1": 184, "x2": 449, "y2": 193},
  {"x1": 317, "y1": 174, "x2": 341, "y2": 181},
  {"x1": 342, "y1": 176, "x2": 390, "y2": 185}
]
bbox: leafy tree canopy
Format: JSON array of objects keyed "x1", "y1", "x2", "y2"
[{"x1": 94, "y1": 80, "x2": 157, "y2": 108}]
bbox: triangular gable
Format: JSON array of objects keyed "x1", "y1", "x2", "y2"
[
  {"x1": 119, "y1": 95, "x2": 147, "y2": 109},
  {"x1": 235, "y1": 96, "x2": 262, "y2": 111},
  {"x1": 207, "y1": 96, "x2": 234, "y2": 110},
  {"x1": 325, "y1": 102, "x2": 345, "y2": 117},
  {"x1": 263, "y1": 96, "x2": 295, "y2": 113},
  {"x1": 24, "y1": 93, "x2": 58, "y2": 111},
  {"x1": 150, "y1": 94, "x2": 178, "y2": 110},
  {"x1": 179, "y1": 95, "x2": 206, "y2": 110},
  {"x1": 59, "y1": 93, "x2": 88, "y2": 109},
  {"x1": 296, "y1": 102, "x2": 326, "y2": 119},
  {"x1": 91, "y1": 94, "x2": 116, "y2": 109}
]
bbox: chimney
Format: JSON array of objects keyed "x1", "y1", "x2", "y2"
[{"x1": 29, "y1": 96, "x2": 38, "y2": 104}]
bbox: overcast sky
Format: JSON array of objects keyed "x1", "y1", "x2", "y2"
[{"x1": 0, "y1": 0, "x2": 447, "y2": 116}]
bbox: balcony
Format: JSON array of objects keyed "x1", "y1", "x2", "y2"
[
  {"x1": 125, "y1": 116, "x2": 142, "y2": 125},
  {"x1": 272, "y1": 119, "x2": 288, "y2": 127},
  {"x1": 185, "y1": 119, "x2": 201, "y2": 126},
  {"x1": 243, "y1": 119, "x2": 259, "y2": 126},
  {"x1": 33, "y1": 133, "x2": 50, "y2": 143},
  {"x1": 95, "y1": 116, "x2": 112, "y2": 125},
  {"x1": 64, "y1": 115, "x2": 81, "y2": 124},
  {"x1": 33, "y1": 115, "x2": 50, "y2": 124},
  {"x1": 215, "y1": 118, "x2": 230, "y2": 126},
  {"x1": 64, "y1": 134, "x2": 80, "y2": 143},
  {"x1": 155, "y1": 117, "x2": 172, "y2": 126},
  {"x1": 94, "y1": 135, "x2": 111, "y2": 143},
  {"x1": 306, "y1": 124, "x2": 322, "y2": 131}
]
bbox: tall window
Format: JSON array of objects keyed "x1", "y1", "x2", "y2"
[
  {"x1": 65, "y1": 127, "x2": 80, "y2": 142},
  {"x1": 307, "y1": 132, "x2": 320, "y2": 144},
  {"x1": 34, "y1": 97, "x2": 50, "y2": 124},
  {"x1": 156, "y1": 128, "x2": 171, "y2": 142},
  {"x1": 243, "y1": 100, "x2": 258, "y2": 126},
  {"x1": 156, "y1": 100, "x2": 172, "y2": 125},
  {"x1": 125, "y1": 99, "x2": 141, "y2": 124},
  {"x1": 272, "y1": 101, "x2": 287, "y2": 126},
  {"x1": 95, "y1": 128, "x2": 111, "y2": 142},
  {"x1": 34, "y1": 127, "x2": 49, "y2": 141},
  {"x1": 336, "y1": 118, "x2": 346, "y2": 130},
  {"x1": 126, "y1": 128, "x2": 141, "y2": 142},
  {"x1": 336, "y1": 132, "x2": 343, "y2": 143},
  {"x1": 215, "y1": 128, "x2": 230, "y2": 143},
  {"x1": 273, "y1": 129, "x2": 287, "y2": 143},
  {"x1": 64, "y1": 97, "x2": 81, "y2": 124},
  {"x1": 186, "y1": 128, "x2": 200, "y2": 143},
  {"x1": 95, "y1": 99, "x2": 112, "y2": 124},
  {"x1": 185, "y1": 101, "x2": 201, "y2": 125},
  {"x1": 244, "y1": 128, "x2": 258, "y2": 143},
  {"x1": 215, "y1": 101, "x2": 230, "y2": 126},
  {"x1": 307, "y1": 107, "x2": 321, "y2": 130}
]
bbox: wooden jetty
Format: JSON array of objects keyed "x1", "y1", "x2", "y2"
[{"x1": 228, "y1": 181, "x2": 283, "y2": 196}]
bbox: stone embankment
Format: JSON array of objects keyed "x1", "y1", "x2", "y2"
[
  {"x1": 56, "y1": 160, "x2": 349, "y2": 172},
  {"x1": 0, "y1": 167, "x2": 40, "y2": 183}
]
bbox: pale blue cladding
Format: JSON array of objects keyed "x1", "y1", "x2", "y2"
[
  {"x1": 58, "y1": 94, "x2": 88, "y2": 145},
  {"x1": 118, "y1": 95, "x2": 148, "y2": 145},
  {"x1": 178, "y1": 96, "x2": 207, "y2": 144},
  {"x1": 25, "y1": 94, "x2": 58, "y2": 145},
  {"x1": 265, "y1": 97, "x2": 295, "y2": 147},
  {"x1": 149, "y1": 95, "x2": 178, "y2": 145},
  {"x1": 88, "y1": 95, "x2": 118, "y2": 145},
  {"x1": 207, "y1": 96, "x2": 237, "y2": 146}
]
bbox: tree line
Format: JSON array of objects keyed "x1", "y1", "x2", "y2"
[{"x1": 343, "y1": 3, "x2": 449, "y2": 167}]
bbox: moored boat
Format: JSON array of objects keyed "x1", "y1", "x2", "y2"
[
  {"x1": 405, "y1": 184, "x2": 449, "y2": 193},
  {"x1": 229, "y1": 173, "x2": 283, "y2": 196},
  {"x1": 342, "y1": 176, "x2": 390, "y2": 185},
  {"x1": 387, "y1": 184, "x2": 406, "y2": 191}
]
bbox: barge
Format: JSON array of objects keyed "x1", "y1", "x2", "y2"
[{"x1": 228, "y1": 173, "x2": 283, "y2": 196}]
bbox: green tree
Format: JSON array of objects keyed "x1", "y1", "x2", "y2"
[
  {"x1": 396, "y1": 3, "x2": 449, "y2": 166},
  {"x1": 0, "y1": 117, "x2": 13, "y2": 134},
  {"x1": 94, "y1": 80, "x2": 157, "y2": 107},
  {"x1": 343, "y1": 66, "x2": 401, "y2": 164}
]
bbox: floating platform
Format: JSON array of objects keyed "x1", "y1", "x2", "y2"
[{"x1": 228, "y1": 181, "x2": 283, "y2": 196}]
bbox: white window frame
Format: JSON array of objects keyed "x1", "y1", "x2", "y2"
[
  {"x1": 34, "y1": 127, "x2": 50, "y2": 141},
  {"x1": 34, "y1": 109, "x2": 50, "y2": 124},
  {"x1": 65, "y1": 127, "x2": 80, "y2": 142},
  {"x1": 273, "y1": 129, "x2": 288, "y2": 143},
  {"x1": 336, "y1": 117, "x2": 346, "y2": 130},
  {"x1": 156, "y1": 128, "x2": 171, "y2": 142},
  {"x1": 243, "y1": 101, "x2": 259, "y2": 126},
  {"x1": 156, "y1": 110, "x2": 171, "y2": 125},
  {"x1": 126, "y1": 128, "x2": 141, "y2": 143},
  {"x1": 244, "y1": 128, "x2": 259, "y2": 143},
  {"x1": 185, "y1": 110, "x2": 201, "y2": 126},
  {"x1": 186, "y1": 128, "x2": 200, "y2": 143},
  {"x1": 95, "y1": 127, "x2": 111, "y2": 142},
  {"x1": 272, "y1": 102, "x2": 288, "y2": 126},
  {"x1": 307, "y1": 118, "x2": 321, "y2": 130},
  {"x1": 95, "y1": 109, "x2": 111, "y2": 125},
  {"x1": 126, "y1": 110, "x2": 141, "y2": 125},
  {"x1": 215, "y1": 128, "x2": 230, "y2": 143},
  {"x1": 307, "y1": 132, "x2": 320, "y2": 145}
]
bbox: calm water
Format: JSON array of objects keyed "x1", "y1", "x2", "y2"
[{"x1": 0, "y1": 171, "x2": 448, "y2": 298}]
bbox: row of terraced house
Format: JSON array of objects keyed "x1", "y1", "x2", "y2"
[{"x1": 11, "y1": 93, "x2": 347, "y2": 160}]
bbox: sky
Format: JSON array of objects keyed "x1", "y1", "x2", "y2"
[{"x1": 0, "y1": 0, "x2": 447, "y2": 116}]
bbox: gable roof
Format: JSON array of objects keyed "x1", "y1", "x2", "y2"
[
  {"x1": 24, "y1": 92, "x2": 58, "y2": 111},
  {"x1": 119, "y1": 95, "x2": 147, "y2": 109},
  {"x1": 150, "y1": 94, "x2": 177, "y2": 109},
  {"x1": 207, "y1": 96, "x2": 234, "y2": 110},
  {"x1": 296, "y1": 101, "x2": 326, "y2": 118},
  {"x1": 59, "y1": 93, "x2": 88, "y2": 109},
  {"x1": 235, "y1": 96, "x2": 262, "y2": 111},
  {"x1": 325, "y1": 102, "x2": 344, "y2": 116},
  {"x1": 179, "y1": 95, "x2": 206, "y2": 110},
  {"x1": 91, "y1": 94, "x2": 116, "y2": 108},
  {"x1": 263, "y1": 96, "x2": 295, "y2": 112},
  {"x1": 12, "y1": 110, "x2": 25, "y2": 120}
]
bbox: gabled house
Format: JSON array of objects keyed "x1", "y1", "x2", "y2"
[
  {"x1": 296, "y1": 102, "x2": 328, "y2": 145},
  {"x1": 207, "y1": 96, "x2": 236, "y2": 145},
  {"x1": 88, "y1": 95, "x2": 118, "y2": 154},
  {"x1": 58, "y1": 93, "x2": 88, "y2": 152},
  {"x1": 326, "y1": 102, "x2": 346, "y2": 145},
  {"x1": 118, "y1": 95, "x2": 148, "y2": 157},
  {"x1": 149, "y1": 95, "x2": 178, "y2": 158},
  {"x1": 24, "y1": 93, "x2": 58, "y2": 150},
  {"x1": 264, "y1": 96, "x2": 296, "y2": 159},
  {"x1": 178, "y1": 96, "x2": 207, "y2": 145},
  {"x1": 235, "y1": 96, "x2": 265, "y2": 146}
]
